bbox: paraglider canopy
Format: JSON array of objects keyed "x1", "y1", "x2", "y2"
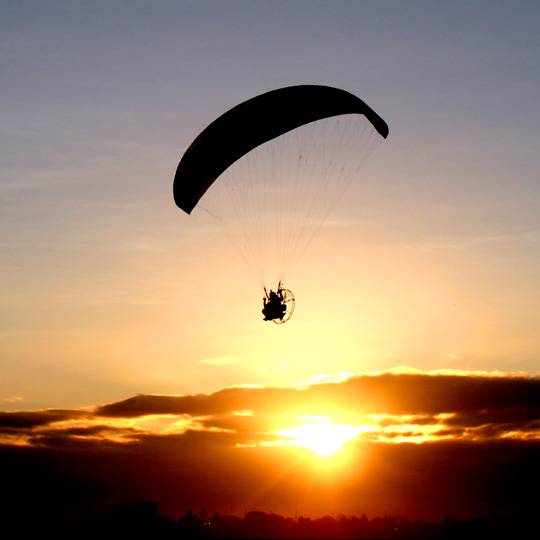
[
  {"x1": 173, "y1": 85, "x2": 388, "y2": 214},
  {"x1": 173, "y1": 85, "x2": 389, "y2": 323}
]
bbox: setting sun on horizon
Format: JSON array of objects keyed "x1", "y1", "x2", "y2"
[{"x1": 276, "y1": 419, "x2": 364, "y2": 457}]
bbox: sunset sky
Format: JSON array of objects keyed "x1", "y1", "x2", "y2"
[{"x1": 1, "y1": 0, "x2": 540, "y2": 524}]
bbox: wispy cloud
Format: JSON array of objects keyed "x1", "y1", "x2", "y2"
[
  {"x1": 0, "y1": 396, "x2": 23, "y2": 404},
  {"x1": 200, "y1": 355, "x2": 241, "y2": 366}
]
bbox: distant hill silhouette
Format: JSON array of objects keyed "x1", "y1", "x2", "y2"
[{"x1": 7, "y1": 499, "x2": 536, "y2": 539}]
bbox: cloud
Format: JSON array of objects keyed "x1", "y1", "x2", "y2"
[
  {"x1": 1, "y1": 370, "x2": 538, "y2": 450},
  {"x1": 0, "y1": 409, "x2": 87, "y2": 430},
  {"x1": 2, "y1": 371, "x2": 539, "y2": 445},
  {"x1": 0, "y1": 396, "x2": 23, "y2": 404},
  {"x1": 301, "y1": 371, "x2": 353, "y2": 385},
  {"x1": 200, "y1": 355, "x2": 241, "y2": 366},
  {"x1": 93, "y1": 371, "x2": 540, "y2": 424}
]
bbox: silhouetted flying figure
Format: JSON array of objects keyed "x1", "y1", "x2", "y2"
[{"x1": 262, "y1": 285, "x2": 287, "y2": 321}]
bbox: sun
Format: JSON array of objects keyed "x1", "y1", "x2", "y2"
[{"x1": 276, "y1": 419, "x2": 361, "y2": 457}]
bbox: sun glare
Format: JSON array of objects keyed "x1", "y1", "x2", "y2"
[{"x1": 277, "y1": 420, "x2": 361, "y2": 457}]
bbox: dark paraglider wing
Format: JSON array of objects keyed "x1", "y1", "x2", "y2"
[{"x1": 173, "y1": 85, "x2": 389, "y2": 214}]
